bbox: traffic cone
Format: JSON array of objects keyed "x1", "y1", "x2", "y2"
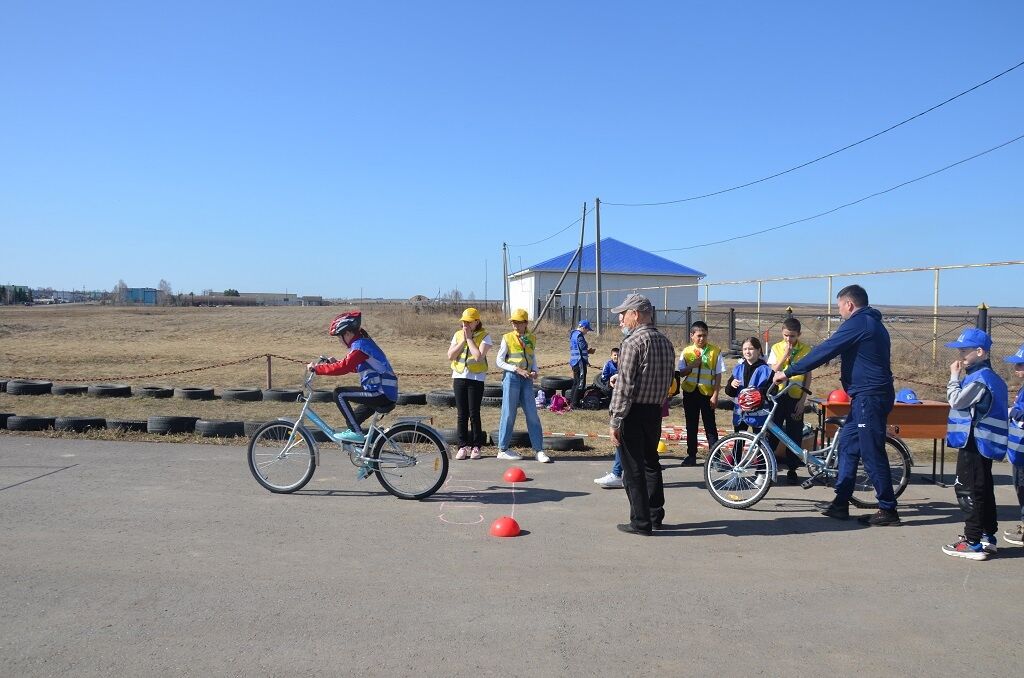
[
  {"x1": 657, "y1": 440, "x2": 668, "y2": 454},
  {"x1": 490, "y1": 515, "x2": 521, "y2": 537},
  {"x1": 503, "y1": 466, "x2": 527, "y2": 483}
]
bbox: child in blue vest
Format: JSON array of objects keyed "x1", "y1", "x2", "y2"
[
  {"x1": 723, "y1": 336, "x2": 773, "y2": 433},
  {"x1": 1004, "y1": 342, "x2": 1024, "y2": 546},
  {"x1": 568, "y1": 319, "x2": 596, "y2": 408},
  {"x1": 942, "y1": 329, "x2": 1010, "y2": 560}
]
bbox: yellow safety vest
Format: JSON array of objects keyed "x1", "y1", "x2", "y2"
[
  {"x1": 771, "y1": 340, "x2": 812, "y2": 398},
  {"x1": 680, "y1": 343, "x2": 721, "y2": 396},
  {"x1": 504, "y1": 331, "x2": 536, "y2": 370},
  {"x1": 451, "y1": 328, "x2": 489, "y2": 374}
]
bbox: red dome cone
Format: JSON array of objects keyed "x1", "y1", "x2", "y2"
[
  {"x1": 503, "y1": 466, "x2": 527, "y2": 483},
  {"x1": 490, "y1": 515, "x2": 521, "y2": 537}
]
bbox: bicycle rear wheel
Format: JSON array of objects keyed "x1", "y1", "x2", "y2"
[
  {"x1": 247, "y1": 421, "x2": 316, "y2": 493},
  {"x1": 704, "y1": 432, "x2": 773, "y2": 509},
  {"x1": 371, "y1": 422, "x2": 449, "y2": 500},
  {"x1": 849, "y1": 436, "x2": 912, "y2": 508}
]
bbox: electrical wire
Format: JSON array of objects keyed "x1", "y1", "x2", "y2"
[
  {"x1": 651, "y1": 132, "x2": 1024, "y2": 253},
  {"x1": 604, "y1": 58, "x2": 1024, "y2": 207},
  {"x1": 508, "y1": 205, "x2": 594, "y2": 248}
]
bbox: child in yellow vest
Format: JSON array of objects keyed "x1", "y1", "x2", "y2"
[
  {"x1": 678, "y1": 321, "x2": 725, "y2": 466},
  {"x1": 767, "y1": 317, "x2": 813, "y2": 484},
  {"x1": 447, "y1": 307, "x2": 493, "y2": 460}
]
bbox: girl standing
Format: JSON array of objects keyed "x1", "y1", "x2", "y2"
[{"x1": 447, "y1": 308, "x2": 492, "y2": 460}]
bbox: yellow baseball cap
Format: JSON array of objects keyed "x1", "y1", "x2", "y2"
[
  {"x1": 460, "y1": 307, "x2": 480, "y2": 322},
  {"x1": 509, "y1": 308, "x2": 529, "y2": 322}
]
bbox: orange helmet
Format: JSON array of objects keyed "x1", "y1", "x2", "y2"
[
  {"x1": 826, "y1": 389, "x2": 851, "y2": 405},
  {"x1": 736, "y1": 388, "x2": 763, "y2": 412}
]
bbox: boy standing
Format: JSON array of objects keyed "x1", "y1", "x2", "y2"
[
  {"x1": 1003, "y1": 343, "x2": 1024, "y2": 546},
  {"x1": 568, "y1": 319, "x2": 596, "y2": 408},
  {"x1": 942, "y1": 329, "x2": 1009, "y2": 560},
  {"x1": 678, "y1": 321, "x2": 725, "y2": 466}
]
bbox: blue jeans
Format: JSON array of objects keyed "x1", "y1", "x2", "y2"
[
  {"x1": 611, "y1": 446, "x2": 623, "y2": 477},
  {"x1": 498, "y1": 372, "x2": 544, "y2": 452},
  {"x1": 834, "y1": 393, "x2": 897, "y2": 510}
]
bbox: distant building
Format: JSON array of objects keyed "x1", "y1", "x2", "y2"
[
  {"x1": 237, "y1": 292, "x2": 300, "y2": 306},
  {"x1": 125, "y1": 288, "x2": 159, "y2": 305},
  {"x1": 299, "y1": 295, "x2": 324, "y2": 306}
]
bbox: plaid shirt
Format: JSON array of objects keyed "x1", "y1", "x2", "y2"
[{"x1": 609, "y1": 323, "x2": 676, "y2": 429}]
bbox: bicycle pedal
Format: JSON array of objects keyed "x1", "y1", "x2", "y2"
[{"x1": 800, "y1": 479, "x2": 815, "y2": 490}]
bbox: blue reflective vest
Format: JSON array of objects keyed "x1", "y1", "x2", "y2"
[
  {"x1": 569, "y1": 329, "x2": 589, "y2": 367},
  {"x1": 351, "y1": 336, "x2": 399, "y2": 402},
  {"x1": 731, "y1": 361, "x2": 773, "y2": 428},
  {"x1": 1009, "y1": 386, "x2": 1024, "y2": 466},
  {"x1": 946, "y1": 367, "x2": 1008, "y2": 461}
]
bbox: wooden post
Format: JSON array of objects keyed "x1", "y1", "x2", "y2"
[{"x1": 266, "y1": 355, "x2": 273, "y2": 389}]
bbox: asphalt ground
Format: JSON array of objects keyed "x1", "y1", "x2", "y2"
[{"x1": 2, "y1": 434, "x2": 1023, "y2": 677}]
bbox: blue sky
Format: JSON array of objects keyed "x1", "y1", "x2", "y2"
[{"x1": 2, "y1": 2, "x2": 1022, "y2": 306}]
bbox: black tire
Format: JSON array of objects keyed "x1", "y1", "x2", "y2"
[
  {"x1": 147, "y1": 415, "x2": 199, "y2": 434},
  {"x1": 490, "y1": 429, "x2": 533, "y2": 448},
  {"x1": 0, "y1": 412, "x2": 15, "y2": 429},
  {"x1": 138, "y1": 386, "x2": 174, "y2": 398},
  {"x1": 6, "y1": 380, "x2": 52, "y2": 395},
  {"x1": 247, "y1": 421, "x2": 316, "y2": 493},
  {"x1": 848, "y1": 436, "x2": 914, "y2": 509},
  {"x1": 220, "y1": 388, "x2": 263, "y2": 402},
  {"x1": 481, "y1": 396, "x2": 503, "y2": 408},
  {"x1": 54, "y1": 416, "x2": 106, "y2": 432},
  {"x1": 0, "y1": 379, "x2": 7, "y2": 393},
  {"x1": 309, "y1": 389, "x2": 335, "y2": 403},
  {"x1": 195, "y1": 419, "x2": 245, "y2": 437},
  {"x1": 107, "y1": 419, "x2": 147, "y2": 432},
  {"x1": 436, "y1": 427, "x2": 459, "y2": 444},
  {"x1": 540, "y1": 376, "x2": 574, "y2": 391},
  {"x1": 704, "y1": 432, "x2": 774, "y2": 509},
  {"x1": 52, "y1": 384, "x2": 89, "y2": 396},
  {"x1": 6, "y1": 416, "x2": 56, "y2": 431},
  {"x1": 175, "y1": 387, "x2": 215, "y2": 401},
  {"x1": 371, "y1": 422, "x2": 449, "y2": 500},
  {"x1": 425, "y1": 390, "x2": 456, "y2": 407},
  {"x1": 396, "y1": 392, "x2": 427, "y2": 406},
  {"x1": 544, "y1": 435, "x2": 585, "y2": 451},
  {"x1": 88, "y1": 384, "x2": 132, "y2": 398},
  {"x1": 262, "y1": 388, "x2": 303, "y2": 402},
  {"x1": 483, "y1": 384, "x2": 504, "y2": 398},
  {"x1": 244, "y1": 420, "x2": 271, "y2": 437}
]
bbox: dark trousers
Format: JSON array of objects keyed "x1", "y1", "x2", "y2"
[
  {"x1": 334, "y1": 386, "x2": 393, "y2": 432},
  {"x1": 682, "y1": 389, "x2": 719, "y2": 459},
  {"x1": 956, "y1": 442, "x2": 998, "y2": 542},
  {"x1": 452, "y1": 378, "x2": 485, "y2": 448},
  {"x1": 834, "y1": 393, "x2": 896, "y2": 510},
  {"x1": 619, "y1": 403, "x2": 665, "y2": 531},
  {"x1": 570, "y1": 362, "x2": 588, "y2": 407},
  {"x1": 1014, "y1": 463, "x2": 1024, "y2": 522},
  {"x1": 766, "y1": 394, "x2": 804, "y2": 472}
]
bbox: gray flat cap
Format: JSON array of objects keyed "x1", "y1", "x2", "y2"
[{"x1": 610, "y1": 293, "x2": 653, "y2": 314}]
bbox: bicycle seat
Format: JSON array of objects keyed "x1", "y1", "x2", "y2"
[{"x1": 824, "y1": 416, "x2": 846, "y2": 427}]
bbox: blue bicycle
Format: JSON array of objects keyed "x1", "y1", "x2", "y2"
[
  {"x1": 704, "y1": 383, "x2": 912, "y2": 509},
  {"x1": 247, "y1": 360, "x2": 449, "y2": 499}
]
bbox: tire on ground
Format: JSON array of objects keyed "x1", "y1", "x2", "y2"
[
  {"x1": 243, "y1": 421, "x2": 271, "y2": 437},
  {"x1": 107, "y1": 419, "x2": 147, "y2": 432},
  {"x1": 481, "y1": 396, "x2": 503, "y2": 408},
  {"x1": 195, "y1": 419, "x2": 245, "y2": 437},
  {"x1": 540, "y1": 376, "x2": 574, "y2": 391},
  {"x1": 220, "y1": 388, "x2": 263, "y2": 402},
  {"x1": 0, "y1": 413, "x2": 15, "y2": 429},
  {"x1": 396, "y1": 392, "x2": 427, "y2": 406},
  {"x1": 5, "y1": 380, "x2": 52, "y2": 395},
  {"x1": 147, "y1": 415, "x2": 199, "y2": 434},
  {"x1": 483, "y1": 384, "x2": 504, "y2": 398},
  {"x1": 436, "y1": 428, "x2": 459, "y2": 445},
  {"x1": 425, "y1": 390, "x2": 456, "y2": 407},
  {"x1": 6, "y1": 416, "x2": 56, "y2": 431},
  {"x1": 309, "y1": 389, "x2": 335, "y2": 403},
  {"x1": 52, "y1": 384, "x2": 89, "y2": 395},
  {"x1": 175, "y1": 387, "x2": 215, "y2": 401},
  {"x1": 55, "y1": 416, "x2": 107, "y2": 432},
  {"x1": 88, "y1": 384, "x2": 132, "y2": 398},
  {"x1": 544, "y1": 435, "x2": 585, "y2": 451},
  {"x1": 490, "y1": 429, "x2": 533, "y2": 448},
  {"x1": 138, "y1": 386, "x2": 174, "y2": 398},
  {"x1": 0, "y1": 379, "x2": 7, "y2": 393},
  {"x1": 262, "y1": 388, "x2": 302, "y2": 402}
]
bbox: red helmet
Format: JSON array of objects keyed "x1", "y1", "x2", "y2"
[
  {"x1": 826, "y1": 389, "x2": 851, "y2": 405},
  {"x1": 329, "y1": 311, "x2": 362, "y2": 337},
  {"x1": 736, "y1": 387, "x2": 763, "y2": 412}
]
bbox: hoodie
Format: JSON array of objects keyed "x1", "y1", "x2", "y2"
[{"x1": 783, "y1": 306, "x2": 893, "y2": 398}]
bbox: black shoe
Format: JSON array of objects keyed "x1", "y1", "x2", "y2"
[
  {"x1": 857, "y1": 509, "x2": 902, "y2": 527},
  {"x1": 680, "y1": 456, "x2": 698, "y2": 467},
  {"x1": 818, "y1": 501, "x2": 850, "y2": 520},
  {"x1": 652, "y1": 519, "x2": 664, "y2": 530},
  {"x1": 617, "y1": 523, "x2": 652, "y2": 536},
  {"x1": 786, "y1": 469, "x2": 799, "y2": 485}
]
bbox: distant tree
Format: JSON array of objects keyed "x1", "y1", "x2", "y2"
[
  {"x1": 446, "y1": 288, "x2": 463, "y2": 303},
  {"x1": 113, "y1": 279, "x2": 128, "y2": 305},
  {"x1": 224, "y1": 289, "x2": 240, "y2": 297},
  {"x1": 158, "y1": 279, "x2": 172, "y2": 295},
  {"x1": 467, "y1": 291, "x2": 476, "y2": 301}
]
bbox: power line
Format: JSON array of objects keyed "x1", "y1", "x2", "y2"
[
  {"x1": 605, "y1": 58, "x2": 1024, "y2": 207},
  {"x1": 651, "y1": 132, "x2": 1024, "y2": 253},
  {"x1": 508, "y1": 206, "x2": 594, "y2": 248}
]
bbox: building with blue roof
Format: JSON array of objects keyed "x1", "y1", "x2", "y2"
[{"x1": 508, "y1": 238, "x2": 705, "y2": 324}]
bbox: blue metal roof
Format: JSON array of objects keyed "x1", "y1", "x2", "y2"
[{"x1": 517, "y1": 238, "x2": 705, "y2": 278}]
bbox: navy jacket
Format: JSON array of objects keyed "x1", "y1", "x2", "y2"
[{"x1": 784, "y1": 306, "x2": 893, "y2": 398}]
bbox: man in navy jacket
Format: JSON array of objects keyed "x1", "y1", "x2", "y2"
[{"x1": 773, "y1": 284, "x2": 900, "y2": 526}]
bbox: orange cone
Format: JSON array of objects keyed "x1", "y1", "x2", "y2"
[
  {"x1": 503, "y1": 466, "x2": 527, "y2": 483},
  {"x1": 490, "y1": 515, "x2": 521, "y2": 537}
]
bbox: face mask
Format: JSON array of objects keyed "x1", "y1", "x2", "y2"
[{"x1": 621, "y1": 326, "x2": 632, "y2": 337}]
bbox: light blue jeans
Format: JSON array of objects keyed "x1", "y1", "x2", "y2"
[{"x1": 498, "y1": 372, "x2": 544, "y2": 452}]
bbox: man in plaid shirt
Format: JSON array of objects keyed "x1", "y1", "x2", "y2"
[{"x1": 608, "y1": 293, "x2": 677, "y2": 535}]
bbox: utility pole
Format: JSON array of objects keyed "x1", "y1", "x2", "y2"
[
  {"x1": 594, "y1": 197, "x2": 602, "y2": 335},
  {"x1": 502, "y1": 242, "x2": 510, "y2": 316},
  {"x1": 571, "y1": 202, "x2": 586, "y2": 327}
]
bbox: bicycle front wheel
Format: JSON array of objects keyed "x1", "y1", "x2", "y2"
[
  {"x1": 704, "y1": 432, "x2": 773, "y2": 509},
  {"x1": 247, "y1": 421, "x2": 316, "y2": 493},
  {"x1": 849, "y1": 435, "x2": 912, "y2": 508},
  {"x1": 371, "y1": 422, "x2": 449, "y2": 500}
]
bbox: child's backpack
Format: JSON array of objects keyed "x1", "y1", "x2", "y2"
[
  {"x1": 579, "y1": 386, "x2": 606, "y2": 410},
  {"x1": 548, "y1": 392, "x2": 570, "y2": 413}
]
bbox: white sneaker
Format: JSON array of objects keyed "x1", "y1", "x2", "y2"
[
  {"x1": 455, "y1": 447, "x2": 468, "y2": 460},
  {"x1": 536, "y1": 451, "x2": 552, "y2": 463},
  {"x1": 469, "y1": 447, "x2": 482, "y2": 460},
  {"x1": 594, "y1": 472, "x2": 623, "y2": 488},
  {"x1": 1003, "y1": 523, "x2": 1024, "y2": 546},
  {"x1": 496, "y1": 450, "x2": 522, "y2": 461}
]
